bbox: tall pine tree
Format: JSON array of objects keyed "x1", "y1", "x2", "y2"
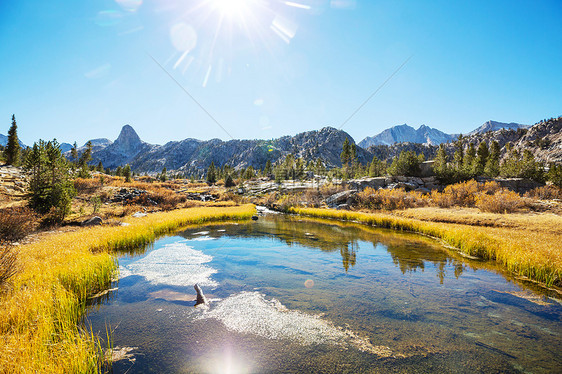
[{"x1": 5, "y1": 114, "x2": 20, "y2": 166}]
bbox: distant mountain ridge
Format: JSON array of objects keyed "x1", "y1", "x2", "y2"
[
  {"x1": 58, "y1": 117, "x2": 560, "y2": 173},
  {"x1": 358, "y1": 124, "x2": 456, "y2": 148},
  {"x1": 86, "y1": 125, "x2": 370, "y2": 174},
  {"x1": 468, "y1": 120, "x2": 528, "y2": 135}
]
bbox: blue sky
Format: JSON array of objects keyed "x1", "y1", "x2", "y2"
[{"x1": 1, "y1": 0, "x2": 561, "y2": 146}]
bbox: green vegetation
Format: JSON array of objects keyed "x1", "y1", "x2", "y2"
[
  {"x1": 387, "y1": 150, "x2": 422, "y2": 177},
  {"x1": 206, "y1": 161, "x2": 217, "y2": 185},
  {"x1": 4, "y1": 114, "x2": 20, "y2": 166},
  {"x1": 24, "y1": 139, "x2": 76, "y2": 223}
]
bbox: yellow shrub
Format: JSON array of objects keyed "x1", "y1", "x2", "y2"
[{"x1": 476, "y1": 190, "x2": 526, "y2": 213}]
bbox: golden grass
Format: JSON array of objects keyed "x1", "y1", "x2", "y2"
[
  {"x1": 0, "y1": 204, "x2": 255, "y2": 373},
  {"x1": 289, "y1": 207, "x2": 562, "y2": 288}
]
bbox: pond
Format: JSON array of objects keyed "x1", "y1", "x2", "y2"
[{"x1": 87, "y1": 214, "x2": 562, "y2": 373}]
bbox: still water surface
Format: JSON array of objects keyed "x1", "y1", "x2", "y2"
[{"x1": 88, "y1": 215, "x2": 562, "y2": 373}]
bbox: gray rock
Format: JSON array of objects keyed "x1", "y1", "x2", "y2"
[
  {"x1": 326, "y1": 190, "x2": 357, "y2": 207},
  {"x1": 82, "y1": 216, "x2": 102, "y2": 226}
]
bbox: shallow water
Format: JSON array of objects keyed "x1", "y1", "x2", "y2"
[{"x1": 88, "y1": 215, "x2": 562, "y2": 373}]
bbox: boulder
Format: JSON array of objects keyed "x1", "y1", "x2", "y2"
[
  {"x1": 81, "y1": 216, "x2": 102, "y2": 227},
  {"x1": 326, "y1": 190, "x2": 357, "y2": 207}
]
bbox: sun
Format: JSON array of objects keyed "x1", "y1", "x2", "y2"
[{"x1": 211, "y1": 0, "x2": 257, "y2": 19}]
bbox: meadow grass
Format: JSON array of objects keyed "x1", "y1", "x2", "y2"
[
  {"x1": 0, "y1": 204, "x2": 255, "y2": 373},
  {"x1": 289, "y1": 207, "x2": 562, "y2": 288}
]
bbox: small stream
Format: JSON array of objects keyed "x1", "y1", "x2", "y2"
[{"x1": 87, "y1": 215, "x2": 562, "y2": 373}]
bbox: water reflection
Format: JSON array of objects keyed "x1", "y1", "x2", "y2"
[
  {"x1": 177, "y1": 216, "x2": 469, "y2": 283},
  {"x1": 86, "y1": 215, "x2": 562, "y2": 373}
]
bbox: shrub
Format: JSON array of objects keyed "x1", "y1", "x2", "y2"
[
  {"x1": 438, "y1": 180, "x2": 480, "y2": 207},
  {"x1": 0, "y1": 207, "x2": 37, "y2": 242},
  {"x1": 476, "y1": 190, "x2": 526, "y2": 213},
  {"x1": 73, "y1": 178, "x2": 100, "y2": 194},
  {"x1": 525, "y1": 185, "x2": 562, "y2": 200},
  {"x1": 356, "y1": 187, "x2": 426, "y2": 210}
]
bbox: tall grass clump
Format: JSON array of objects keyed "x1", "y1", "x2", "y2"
[
  {"x1": 0, "y1": 204, "x2": 255, "y2": 373},
  {"x1": 289, "y1": 207, "x2": 561, "y2": 287}
]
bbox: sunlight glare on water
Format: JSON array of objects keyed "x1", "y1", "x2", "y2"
[{"x1": 119, "y1": 242, "x2": 218, "y2": 287}]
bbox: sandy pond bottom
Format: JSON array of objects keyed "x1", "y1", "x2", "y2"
[{"x1": 87, "y1": 215, "x2": 562, "y2": 373}]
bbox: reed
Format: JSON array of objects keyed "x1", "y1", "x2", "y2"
[
  {"x1": 0, "y1": 204, "x2": 255, "y2": 373},
  {"x1": 289, "y1": 207, "x2": 562, "y2": 288}
]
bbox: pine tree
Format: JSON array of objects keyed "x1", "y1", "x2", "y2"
[
  {"x1": 475, "y1": 142, "x2": 489, "y2": 176},
  {"x1": 5, "y1": 115, "x2": 20, "y2": 166},
  {"x1": 368, "y1": 155, "x2": 385, "y2": 177},
  {"x1": 123, "y1": 164, "x2": 132, "y2": 182},
  {"x1": 484, "y1": 141, "x2": 500, "y2": 177},
  {"x1": 160, "y1": 167, "x2": 168, "y2": 182},
  {"x1": 24, "y1": 139, "x2": 75, "y2": 222},
  {"x1": 340, "y1": 138, "x2": 351, "y2": 166},
  {"x1": 463, "y1": 143, "x2": 476, "y2": 178},
  {"x1": 206, "y1": 162, "x2": 216, "y2": 185},
  {"x1": 433, "y1": 144, "x2": 450, "y2": 181},
  {"x1": 263, "y1": 159, "x2": 272, "y2": 176},
  {"x1": 70, "y1": 142, "x2": 78, "y2": 168}
]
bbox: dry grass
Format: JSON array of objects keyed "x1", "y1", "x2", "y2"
[
  {"x1": 0, "y1": 204, "x2": 255, "y2": 373},
  {"x1": 290, "y1": 207, "x2": 562, "y2": 288}
]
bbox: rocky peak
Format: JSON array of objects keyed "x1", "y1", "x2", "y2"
[{"x1": 114, "y1": 125, "x2": 143, "y2": 155}]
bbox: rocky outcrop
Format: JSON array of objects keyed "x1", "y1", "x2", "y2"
[{"x1": 81, "y1": 216, "x2": 103, "y2": 226}]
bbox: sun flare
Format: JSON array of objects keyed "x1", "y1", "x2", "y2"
[{"x1": 211, "y1": 0, "x2": 256, "y2": 19}]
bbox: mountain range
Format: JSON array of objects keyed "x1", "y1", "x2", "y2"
[
  {"x1": 3, "y1": 119, "x2": 559, "y2": 172},
  {"x1": 358, "y1": 124, "x2": 457, "y2": 148}
]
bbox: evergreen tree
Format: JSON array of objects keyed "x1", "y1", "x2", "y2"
[
  {"x1": 224, "y1": 173, "x2": 236, "y2": 187},
  {"x1": 70, "y1": 142, "x2": 78, "y2": 168},
  {"x1": 160, "y1": 167, "x2": 168, "y2": 182},
  {"x1": 340, "y1": 138, "x2": 351, "y2": 166},
  {"x1": 547, "y1": 163, "x2": 562, "y2": 188},
  {"x1": 484, "y1": 141, "x2": 500, "y2": 177},
  {"x1": 475, "y1": 142, "x2": 489, "y2": 176},
  {"x1": 78, "y1": 141, "x2": 93, "y2": 168},
  {"x1": 368, "y1": 155, "x2": 385, "y2": 177},
  {"x1": 463, "y1": 143, "x2": 476, "y2": 178},
  {"x1": 388, "y1": 151, "x2": 422, "y2": 177},
  {"x1": 115, "y1": 166, "x2": 123, "y2": 177},
  {"x1": 5, "y1": 115, "x2": 20, "y2": 166},
  {"x1": 123, "y1": 164, "x2": 132, "y2": 182},
  {"x1": 97, "y1": 161, "x2": 104, "y2": 172},
  {"x1": 244, "y1": 165, "x2": 255, "y2": 180},
  {"x1": 24, "y1": 139, "x2": 75, "y2": 222},
  {"x1": 519, "y1": 150, "x2": 544, "y2": 182},
  {"x1": 263, "y1": 159, "x2": 272, "y2": 176},
  {"x1": 500, "y1": 148, "x2": 521, "y2": 177},
  {"x1": 206, "y1": 162, "x2": 216, "y2": 185},
  {"x1": 433, "y1": 144, "x2": 450, "y2": 181},
  {"x1": 315, "y1": 158, "x2": 325, "y2": 175}
]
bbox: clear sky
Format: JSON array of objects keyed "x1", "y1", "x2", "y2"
[{"x1": 1, "y1": 0, "x2": 561, "y2": 146}]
